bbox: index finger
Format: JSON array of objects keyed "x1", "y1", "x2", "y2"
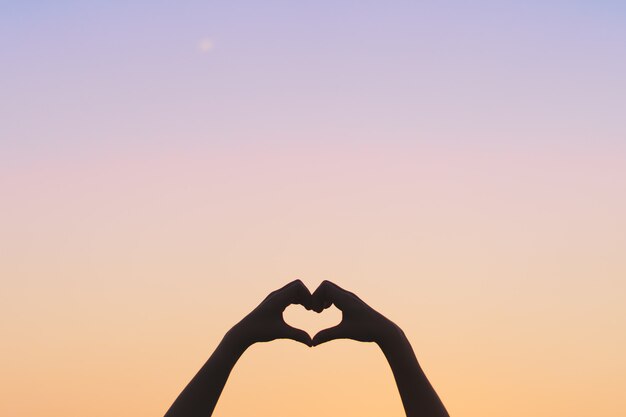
[
  {"x1": 269, "y1": 279, "x2": 313, "y2": 311},
  {"x1": 311, "y1": 280, "x2": 359, "y2": 312}
]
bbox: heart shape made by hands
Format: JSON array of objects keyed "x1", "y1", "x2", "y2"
[{"x1": 283, "y1": 303, "x2": 342, "y2": 339}]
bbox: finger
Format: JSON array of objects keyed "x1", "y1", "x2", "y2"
[
  {"x1": 262, "y1": 280, "x2": 295, "y2": 302},
  {"x1": 311, "y1": 281, "x2": 330, "y2": 312},
  {"x1": 311, "y1": 280, "x2": 357, "y2": 312},
  {"x1": 312, "y1": 324, "x2": 346, "y2": 346},
  {"x1": 325, "y1": 280, "x2": 362, "y2": 302},
  {"x1": 281, "y1": 323, "x2": 313, "y2": 347},
  {"x1": 271, "y1": 279, "x2": 313, "y2": 310},
  {"x1": 270, "y1": 279, "x2": 301, "y2": 296}
]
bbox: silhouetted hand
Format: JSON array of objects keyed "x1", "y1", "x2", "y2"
[
  {"x1": 310, "y1": 280, "x2": 449, "y2": 417},
  {"x1": 230, "y1": 280, "x2": 314, "y2": 348},
  {"x1": 164, "y1": 280, "x2": 314, "y2": 417},
  {"x1": 311, "y1": 280, "x2": 397, "y2": 346},
  {"x1": 165, "y1": 280, "x2": 449, "y2": 417}
]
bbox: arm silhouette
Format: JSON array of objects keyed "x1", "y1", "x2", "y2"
[
  {"x1": 164, "y1": 280, "x2": 313, "y2": 417},
  {"x1": 165, "y1": 280, "x2": 449, "y2": 417},
  {"x1": 311, "y1": 281, "x2": 450, "y2": 417}
]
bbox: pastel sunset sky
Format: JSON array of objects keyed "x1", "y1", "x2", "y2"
[{"x1": 1, "y1": 2, "x2": 625, "y2": 416}]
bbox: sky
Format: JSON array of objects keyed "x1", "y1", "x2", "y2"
[{"x1": 1, "y1": 1, "x2": 625, "y2": 416}]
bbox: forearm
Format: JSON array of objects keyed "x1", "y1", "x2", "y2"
[
  {"x1": 164, "y1": 329, "x2": 249, "y2": 417},
  {"x1": 377, "y1": 324, "x2": 449, "y2": 417}
]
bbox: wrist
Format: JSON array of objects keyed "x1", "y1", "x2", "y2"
[
  {"x1": 224, "y1": 322, "x2": 255, "y2": 352},
  {"x1": 374, "y1": 319, "x2": 408, "y2": 351}
]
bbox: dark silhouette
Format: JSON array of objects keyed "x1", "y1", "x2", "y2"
[{"x1": 164, "y1": 280, "x2": 450, "y2": 417}]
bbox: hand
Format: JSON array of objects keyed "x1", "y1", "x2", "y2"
[
  {"x1": 311, "y1": 280, "x2": 399, "y2": 346},
  {"x1": 229, "y1": 280, "x2": 314, "y2": 348}
]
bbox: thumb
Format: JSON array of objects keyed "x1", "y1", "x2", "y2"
[
  {"x1": 281, "y1": 324, "x2": 313, "y2": 347},
  {"x1": 312, "y1": 324, "x2": 345, "y2": 346}
]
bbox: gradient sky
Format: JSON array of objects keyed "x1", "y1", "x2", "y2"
[{"x1": 1, "y1": 2, "x2": 625, "y2": 416}]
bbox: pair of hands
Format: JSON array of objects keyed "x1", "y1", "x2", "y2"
[{"x1": 229, "y1": 280, "x2": 398, "y2": 349}]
